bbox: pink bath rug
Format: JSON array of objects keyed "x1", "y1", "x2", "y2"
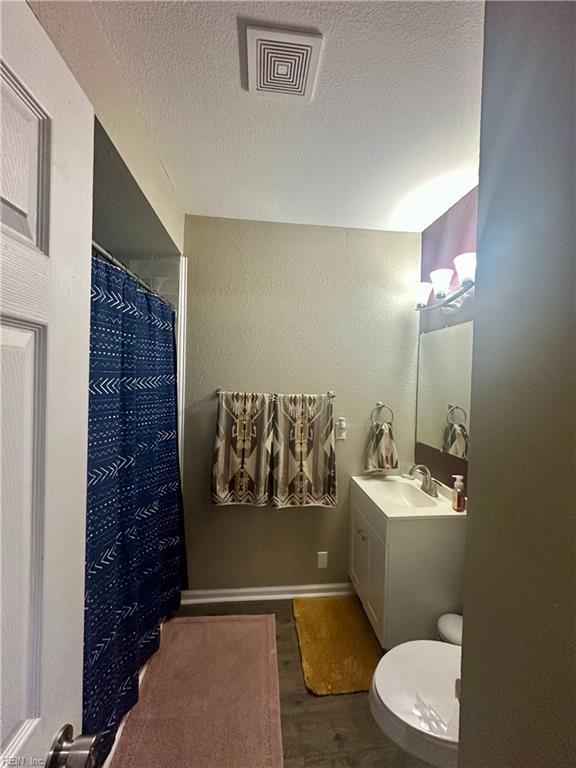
[{"x1": 110, "y1": 615, "x2": 283, "y2": 768}]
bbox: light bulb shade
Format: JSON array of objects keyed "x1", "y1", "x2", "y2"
[
  {"x1": 454, "y1": 251, "x2": 477, "y2": 287},
  {"x1": 429, "y1": 268, "x2": 454, "y2": 299},
  {"x1": 415, "y1": 281, "x2": 433, "y2": 309}
]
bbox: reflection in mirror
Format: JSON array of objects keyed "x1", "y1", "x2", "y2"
[{"x1": 416, "y1": 321, "x2": 473, "y2": 457}]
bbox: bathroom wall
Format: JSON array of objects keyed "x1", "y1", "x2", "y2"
[
  {"x1": 183, "y1": 216, "x2": 420, "y2": 589},
  {"x1": 460, "y1": 2, "x2": 576, "y2": 765},
  {"x1": 92, "y1": 121, "x2": 181, "y2": 307}
]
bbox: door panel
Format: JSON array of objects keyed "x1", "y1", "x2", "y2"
[
  {"x1": 349, "y1": 505, "x2": 368, "y2": 596},
  {"x1": 0, "y1": 0, "x2": 93, "y2": 762},
  {"x1": 0, "y1": 65, "x2": 49, "y2": 251},
  {"x1": 366, "y1": 529, "x2": 387, "y2": 631},
  {"x1": 0, "y1": 320, "x2": 44, "y2": 752}
]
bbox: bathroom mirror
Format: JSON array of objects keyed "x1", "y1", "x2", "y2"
[{"x1": 416, "y1": 321, "x2": 473, "y2": 457}]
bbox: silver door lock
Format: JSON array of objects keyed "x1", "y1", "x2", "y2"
[{"x1": 47, "y1": 724, "x2": 101, "y2": 768}]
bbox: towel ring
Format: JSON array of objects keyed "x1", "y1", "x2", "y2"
[
  {"x1": 447, "y1": 404, "x2": 467, "y2": 425},
  {"x1": 371, "y1": 401, "x2": 394, "y2": 426}
]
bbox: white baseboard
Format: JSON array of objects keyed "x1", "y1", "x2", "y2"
[{"x1": 180, "y1": 581, "x2": 354, "y2": 605}]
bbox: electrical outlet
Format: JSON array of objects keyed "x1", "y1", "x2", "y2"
[{"x1": 317, "y1": 551, "x2": 328, "y2": 569}]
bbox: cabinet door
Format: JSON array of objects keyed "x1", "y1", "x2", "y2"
[
  {"x1": 349, "y1": 505, "x2": 369, "y2": 596},
  {"x1": 365, "y1": 527, "x2": 387, "y2": 632}
]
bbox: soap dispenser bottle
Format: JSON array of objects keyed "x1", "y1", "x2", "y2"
[{"x1": 452, "y1": 475, "x2": 466, "y2": 512}]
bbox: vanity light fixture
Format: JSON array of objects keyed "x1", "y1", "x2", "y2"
[
  {"x1": 416, "y1": 252, "x2": 476, "y2": 314},
  {"x1": 429, "y1": 268, "x2": 454, "y2": 300},
  {"x1": 453, "y1": 251, "x2": 477, "y2": 288},
  {"x1": 414, "y1": 281, "x2": 433, "y2": 309}
]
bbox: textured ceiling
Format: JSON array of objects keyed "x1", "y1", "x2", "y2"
[{"x1": 92, "y1": 1, "x2": 484, "y2": 232}]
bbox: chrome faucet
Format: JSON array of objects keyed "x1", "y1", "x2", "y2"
[{"x1": 408, "y1": 464, "x2": 439, "y2": 498}]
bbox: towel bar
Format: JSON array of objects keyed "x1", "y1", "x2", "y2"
[{"x1": 216, "y1": 388, "x2": 335, "y2": 399}]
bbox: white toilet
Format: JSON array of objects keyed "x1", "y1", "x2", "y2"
[{"x1": 370, "y1": 617, "x2": 463, "y2": 768}]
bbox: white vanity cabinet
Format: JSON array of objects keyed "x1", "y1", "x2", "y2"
[
  {"x1": 349, "y1": 476, "x2": 466, "y2": 649},
  {"x1": 349, "y1": 500, "x2": 388, "y2": 633}
]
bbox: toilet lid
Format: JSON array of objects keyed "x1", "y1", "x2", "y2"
[
  {"x1": 373, "y1": 640, "x2": 461, "y2": 744},
  {"x1": 437, "y1": 613, "x2": 463, "y2": 646}
]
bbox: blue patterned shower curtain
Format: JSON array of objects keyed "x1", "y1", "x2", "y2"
[{"x1": 83, "y1": 253, "x2": 187, "y2": 765}]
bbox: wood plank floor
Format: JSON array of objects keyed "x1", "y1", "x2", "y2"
[{"x1": 176, "y1": 599, "x2": 401, "y2": 768}]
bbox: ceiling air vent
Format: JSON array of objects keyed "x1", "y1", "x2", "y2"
[{"x1": 246, "y1": 26, "x2": 323, "y2": 101}]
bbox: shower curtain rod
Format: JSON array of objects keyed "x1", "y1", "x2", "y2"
[{"x1": 91, "y1": 240, "x2": 174, "y2": 308}]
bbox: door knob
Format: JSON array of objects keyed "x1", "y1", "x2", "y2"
[{"x1": 47, "y1": 724, "x2": 102, "y2": 768}]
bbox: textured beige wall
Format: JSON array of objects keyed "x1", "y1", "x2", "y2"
[
  {"x1": 183, "y1": 216, "x2": 420, "y2": 589},
  {"x1": 460, "y1": 2, "x2": 576, "y2": 766}
]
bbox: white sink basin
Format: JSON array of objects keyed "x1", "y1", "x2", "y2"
[
  {"x1": 352, "y1": 475, "x2": 461, "y2": 519},
  {"x1": 356, "y1": 475, "x2": 438, "y2": 507}
]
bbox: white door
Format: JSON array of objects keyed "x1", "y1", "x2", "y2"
[{"x1": 1, "y1": 1, "x2": 94, "y2": 763}]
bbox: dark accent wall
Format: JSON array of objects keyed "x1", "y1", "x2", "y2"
[{"x1": 420, "y1": 186, "x2": 478, "y2": 333}]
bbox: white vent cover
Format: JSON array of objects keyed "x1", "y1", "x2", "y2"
[{"x1": 246, "y1": 26, "x2": 323, "y2": 101}]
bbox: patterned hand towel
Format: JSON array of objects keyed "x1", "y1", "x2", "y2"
[
  {"x1": 211, "y1": 391, "x2": 274, "y2": 505},
  {"x1": 273, "y1": 394, "x2": 337, "y2": 508},
  {"x1": 443, "y1": 422, "x2": 469, "y2": 460},
  {"x1": 365, "y1": 422, "x2": 399, "y2": 473}
]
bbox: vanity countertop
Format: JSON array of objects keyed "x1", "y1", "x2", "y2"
[{"x1": 351, "y1": 474, "x2": 467, "y2": 520}]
